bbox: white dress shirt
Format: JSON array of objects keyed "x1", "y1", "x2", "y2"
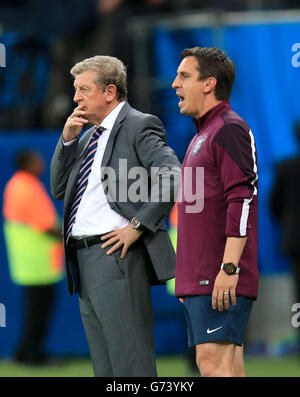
[{"x1": 64, "y1": 101, "x2": 129, "y2": 237}]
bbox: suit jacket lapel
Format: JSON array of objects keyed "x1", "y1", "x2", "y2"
[
  {"x1": 101, "y1": 102, "x2": 130, "y2": 169},
  {"x1": 77, "y1": 125, "x2": 97, "y2": 159}
]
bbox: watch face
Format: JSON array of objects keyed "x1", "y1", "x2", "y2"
[
  {"x1": 224, "y1": 263, "x2": 237, "y2": 275},
  {"x1": 131, "y1": 218, "x2": 140, "y2": 229}
]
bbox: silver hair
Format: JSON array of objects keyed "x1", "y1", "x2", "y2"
[{"x1": 70, "y1": 55, "x2": 128, "y2": 101}]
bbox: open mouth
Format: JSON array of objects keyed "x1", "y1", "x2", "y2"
[{"x1": 177, "y1": 93, "x2": 185, "y2": 105}]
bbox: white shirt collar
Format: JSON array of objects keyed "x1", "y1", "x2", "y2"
[{"x1": 98, "y1": 101, "x2": 126, "y2": 132}]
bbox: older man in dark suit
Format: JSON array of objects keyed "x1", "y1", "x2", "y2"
[{"x1": 50, "y1": 55, "x2": 180, "y2": 377}]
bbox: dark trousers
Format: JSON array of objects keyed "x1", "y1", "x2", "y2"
[
  {"x1": 76, "y1": 239, "x2": 157, "y2": 377},
  {"x1": 15, "y1": 284, "x2": 56, "y2": 364}
]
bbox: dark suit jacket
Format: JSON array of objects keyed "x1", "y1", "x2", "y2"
[
  {"x1": 270, "y1": 156, "x2": 300, "y2": 258},
  {"x1": 50, "y1": 102, "x2": 181, "y2": 295}
]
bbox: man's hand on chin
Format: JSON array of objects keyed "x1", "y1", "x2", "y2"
[{"x1": 101, "y1": 224, "x2": 143, "y2": 258}]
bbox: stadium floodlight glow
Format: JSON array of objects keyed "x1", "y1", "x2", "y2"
[
  {"x1": 0, "y1": 43, "x2": 5, "y2": 67},
  {"x1": 291, "y1": 43, "x2": 300, "y2": 68},
  {"x1": 0, "y1": 303, "x2": 6, "y2": 327}
]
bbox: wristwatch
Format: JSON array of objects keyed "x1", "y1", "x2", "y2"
[
  {"x1": 221, "y1": 262, "x2": 240, "y2": 275},
  {"x1": 130, "y1": 217, "x2": 145, "y2": 232}
]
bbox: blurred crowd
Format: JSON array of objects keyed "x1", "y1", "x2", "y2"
[{"x1": 0, "y1": 0, "x2": 299, "y2": 130}]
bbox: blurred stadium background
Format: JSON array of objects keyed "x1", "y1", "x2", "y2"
[{"x1": 1, "y1": 0, "x2": 300, "y2": 377}]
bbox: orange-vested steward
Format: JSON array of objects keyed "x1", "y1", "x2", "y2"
[
  {"x1": 3, "y1": 171, "x2": 57, "y2": 231},
  {"x1": 3, "y1": 171, "x2": 64, "y2": 285}
]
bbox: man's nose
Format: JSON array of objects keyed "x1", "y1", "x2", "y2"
[
  {"x1": 73, "y1": 89, "x2": 82, "y2": 103},
  {"x1": 172, "y1": 76, "x2": 179, "y2": 89}
]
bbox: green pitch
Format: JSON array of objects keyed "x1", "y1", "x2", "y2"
[{"x1": 0, "y1": 355, "x2": 299, "y2": 377}]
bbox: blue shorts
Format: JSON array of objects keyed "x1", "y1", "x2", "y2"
[{"x1": 183, "y1": 295, "x2": 254, "y2": 347}]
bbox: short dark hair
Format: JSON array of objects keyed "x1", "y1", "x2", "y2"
[
  {"x1": 15, "y1": 150, "x2": 38, "y2": 171},
  {"x1": 181, "y1": 47, "x2": 235, "y2": 101}
]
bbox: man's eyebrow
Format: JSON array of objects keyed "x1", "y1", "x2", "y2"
[{"x1": 73, "y1": 84, "x2": 87, "y2": 89}]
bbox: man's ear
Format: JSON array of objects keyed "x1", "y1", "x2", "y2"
[
  {"x1": 203, "y1": 77, "x2": 217, "y2": 94},
  {"x1": 105, "y1": 84, "x2": 117, "y2": 103}
]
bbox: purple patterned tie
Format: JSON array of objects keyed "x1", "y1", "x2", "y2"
[{"x1": 65, "y1": 126, "x2": 105, "y2": 243}]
